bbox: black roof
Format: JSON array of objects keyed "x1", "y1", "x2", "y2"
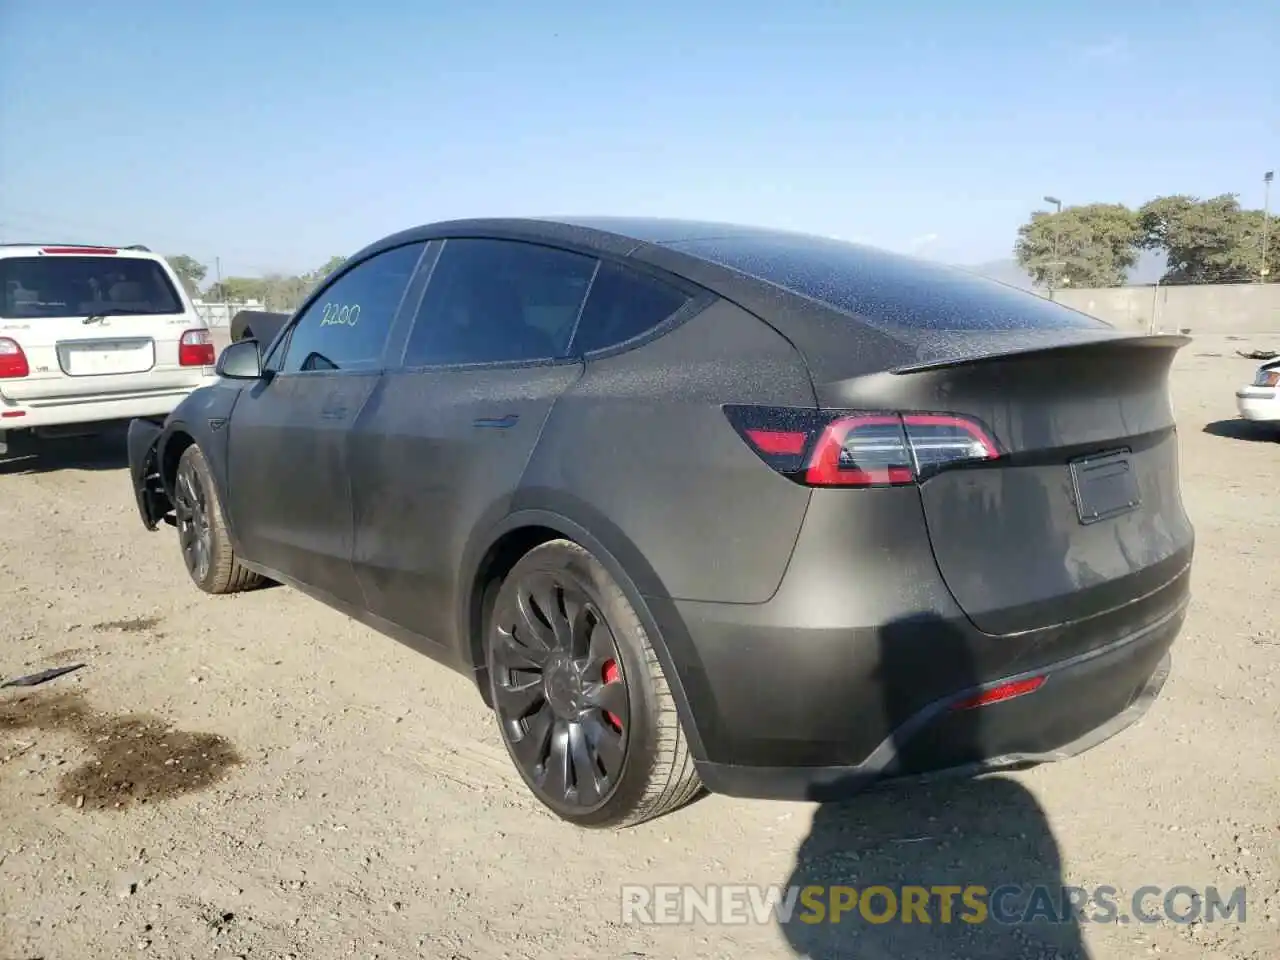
[
  {"x1": 552, "y1": 216, "x2": 798, "y2": 245},
  {"x1": 356, "y1": 216, "x2": 1112, "y2": 374},
  {"x1": 370, "y1": 215, "x2": 867, "y2": 257}
]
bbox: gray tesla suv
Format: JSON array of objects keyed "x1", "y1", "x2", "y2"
[{"x1": 126, "y1": 217, "x2": 1194, "y2": 828}]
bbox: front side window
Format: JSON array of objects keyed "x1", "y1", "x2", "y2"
[
  {"x1": 280, "y1": 243, "x2": 425, "y2": 374},
  {"x1": 570, "y1": 260, "x2": 691, "y2": 354},
  {"x1": 0, "y1": 255, "x2": 183, "y2": 319},
  {"x1": 402, "y1": 239, "x2": 596, "y2": 367}
]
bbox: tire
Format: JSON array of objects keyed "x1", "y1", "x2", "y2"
[
  {"x1": 486, "y1": 539, "x2": 702, "y2": 828},
  {"x1": 173, "y1": 445, "x2": 263, "y2": 595}
]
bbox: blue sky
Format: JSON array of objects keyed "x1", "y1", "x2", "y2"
[{"x1": 1, "y1": 0, "x2": 1275, "y2": 277}]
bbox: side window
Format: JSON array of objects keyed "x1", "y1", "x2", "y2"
[
  {"x1": 280, "y1": 243, "x2": 425, "y2": 374},
  {"x1": 402, "y1": 239, "x2": 596, "y2": 367},
  {"x1": 570, "y1": 260, "x2": 691, "y2": 355}
]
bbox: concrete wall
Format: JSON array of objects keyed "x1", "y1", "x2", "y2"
[
  {"x1": 192, "y1": 300, "x2": 266, "y2": 329},
  {"x1": 1052, "y1": 283, "x2": 1280, "y2": 335}
]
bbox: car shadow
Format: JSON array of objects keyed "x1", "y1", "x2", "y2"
[
  {"x1": 1202, "y1": 418, "x2": 1279, "y2": 442},
  {"x1": 0, "y1": 428, "x2": 131, "y2": 476},
  {"x1": 779, "y1": 612, "x2": 1091, "y2": 959}
]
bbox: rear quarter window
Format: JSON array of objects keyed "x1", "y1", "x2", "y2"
[
  {"x1": 0, "y1": 255, "x2": 184, "y2": 319},
  {"x1": 667, "y1": 233, "x2": 1107, "y2": 332},
  {"x1": 570, "y1": 261, "x2": 692, "y2": 354}
]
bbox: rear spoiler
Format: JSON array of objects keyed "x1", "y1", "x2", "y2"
[{"x1": 890, "y1": 333, "x2": 1191, "y2": 375}]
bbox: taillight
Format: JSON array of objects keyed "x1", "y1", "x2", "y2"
[
  {"x1": 725, "y1": 405, "x2": 999, "y2": 487},
  {"x1": 0, "y1": 338, "x2": 29, "y2": 379},
  {"x1": 178, "y1": 329, "x2": 215, "y2": 367}
]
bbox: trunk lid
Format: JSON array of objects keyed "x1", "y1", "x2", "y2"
[{"x1": 818, "y1": 333, "x2": 1194, "y2": 636}]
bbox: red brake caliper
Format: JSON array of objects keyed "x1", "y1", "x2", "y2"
[{"x1": 601, "y1": 659, "x2": 622, "y2": 731}]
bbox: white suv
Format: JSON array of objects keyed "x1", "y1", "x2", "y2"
[{"x1": 0, "y1": 243, "x2": 217, "y2": 454}]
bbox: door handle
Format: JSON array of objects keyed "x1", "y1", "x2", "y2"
[
  {"x1": 321, "y1": 404, "x2": 349, "y2": 420},
  {"x1": 474, "y1": 414, "x2": 519, "y2": 429}
]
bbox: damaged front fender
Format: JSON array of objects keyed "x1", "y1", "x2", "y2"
[{"x1": 127, "y1": 417, "x2": 173, "y2": 530}]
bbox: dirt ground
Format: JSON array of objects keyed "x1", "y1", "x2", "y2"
[{"x1": 2, "y1": 336, "x2": 1278, "y2": 960}]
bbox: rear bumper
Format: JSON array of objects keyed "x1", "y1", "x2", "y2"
[
  {"x1": 693, "y1": 607, "x2": 1180, "y2": 801},
  {"x1": 0, "y1": 382, "x2": 213, "y2": 432},
  {"x1": 1236, "y1": 385, "x2": 1280, "y2": 422},
  {"x1": 646, "y1": 486, "x2": 1192, "y2": 800}
]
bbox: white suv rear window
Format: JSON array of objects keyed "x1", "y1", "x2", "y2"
[{"x1": 1, "y1": 255, "x2": 184, "y2": 319}]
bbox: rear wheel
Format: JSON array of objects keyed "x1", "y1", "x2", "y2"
[
  {"x1": 174, "y1": 445, "x2": 262, "y2": 594},
  {"x1": 486, "y1": 539, "x2": 702, "y2": 828}
]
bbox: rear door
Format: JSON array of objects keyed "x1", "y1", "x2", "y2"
[
  {"x1": 349, "y1": 238, "x2": 601, "y2": 651},
  {"x1": 225, "y1": 242, "x2": 427, "y2": 604},
  {"x1": 0, "y1": 249, "x2": 205, "y2": 400}
]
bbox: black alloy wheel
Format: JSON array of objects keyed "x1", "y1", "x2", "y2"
[
  {"x1": 491, "y1": 569, "x2": 630, "y2": 812},
  {"x1": 486, "y1": 539, "x2": 702, "y2": 829},
  {"x1": 174, "y1": 455, "x2": 213, "y2": 584},
  {"x1": 172, "y1": 445, "x2": 264, "y2": 595}
]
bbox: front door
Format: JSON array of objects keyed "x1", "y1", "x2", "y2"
[
  {"x1": 226, "y1": 242, "x2": 427, "y2": 605},
  {"x1": 350, "y1": 237, "x2": 598, "y2": 656}
]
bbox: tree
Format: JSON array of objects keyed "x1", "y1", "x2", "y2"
[
  {"x1": 1015, "y1": 203, "x2": 1142, "y2": 288},
  {"x1": 1241, "y1": 207, "x2": 1280, "y2": 282},
  {"x1": 204, "y1": 276, "x2": 267, "y2": 303},
  {"x1": 200, "y1": 257, "x2": 347, "y2": 309},
  {"x1": 1138, "y1": 194, "x2": 1278, "y2": 283},
  {"x1": 165, "y1": 254, "x2": 207, "y2": 298},
  {"x1": 261, "y1": 273, "x2": 312, "y2": 312},
  {"x1": 308, "y1": 256, "x2": 347, "y2": 284},
  {"x1": 287, "y1": 255, "x2": 349, "y2": 308}
]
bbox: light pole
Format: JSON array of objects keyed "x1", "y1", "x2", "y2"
[
  {"x1": 1262, "y1": 171, "x2": 1274, "y2": 283},
  {"x1": 1044, "y1": 195, "x2": 1063, "y2": 299}
]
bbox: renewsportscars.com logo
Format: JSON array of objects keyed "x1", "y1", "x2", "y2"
[{"x1": 620, "y1": 884, "x2": 1249, "y2": 926}]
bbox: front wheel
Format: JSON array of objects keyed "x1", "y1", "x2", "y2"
[
  {"x1": 173, "y1": 445, "x2": 263, "y2": 594},
  {"x1": 486, "y1": 539, "x2": 702, "y2": 828}
]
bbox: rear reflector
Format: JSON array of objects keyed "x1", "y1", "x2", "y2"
[
  {"x1": 725, "y1": 405, "x2": 999, "y2": 487},
  {"x1": 178, "y1": 329, "x2": 215, "y2": 367},
  {"x1": 0, "y1": 338, "x2": 29, "y2": 379},
  {"x1": 743, "y1": 428, "x2": 808, "y2": 456},
  {"x1": 951, "y1": 676, "x2": 1046, "y2": 711},
  {"x1": 41, "y1": 246, "x2": 118, "y2": 255},
  {"x1": 1, "y1": 410, "x2": 25, "y2": 418}
]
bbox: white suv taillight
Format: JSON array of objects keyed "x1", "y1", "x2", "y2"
[
  {"x1": 0, "y1": 338, "x2": 29, "y2": 379},
  {"x1": 178, "y1": 328, "x2": 215, "y2": 367}
]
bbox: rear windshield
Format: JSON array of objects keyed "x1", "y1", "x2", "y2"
[
  {"x1": 0, "y1": 255, "x2": 184, "y2": 319},
  {"x1": 666, "y1": 232, "x2": 1108, "y2": 332}
]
